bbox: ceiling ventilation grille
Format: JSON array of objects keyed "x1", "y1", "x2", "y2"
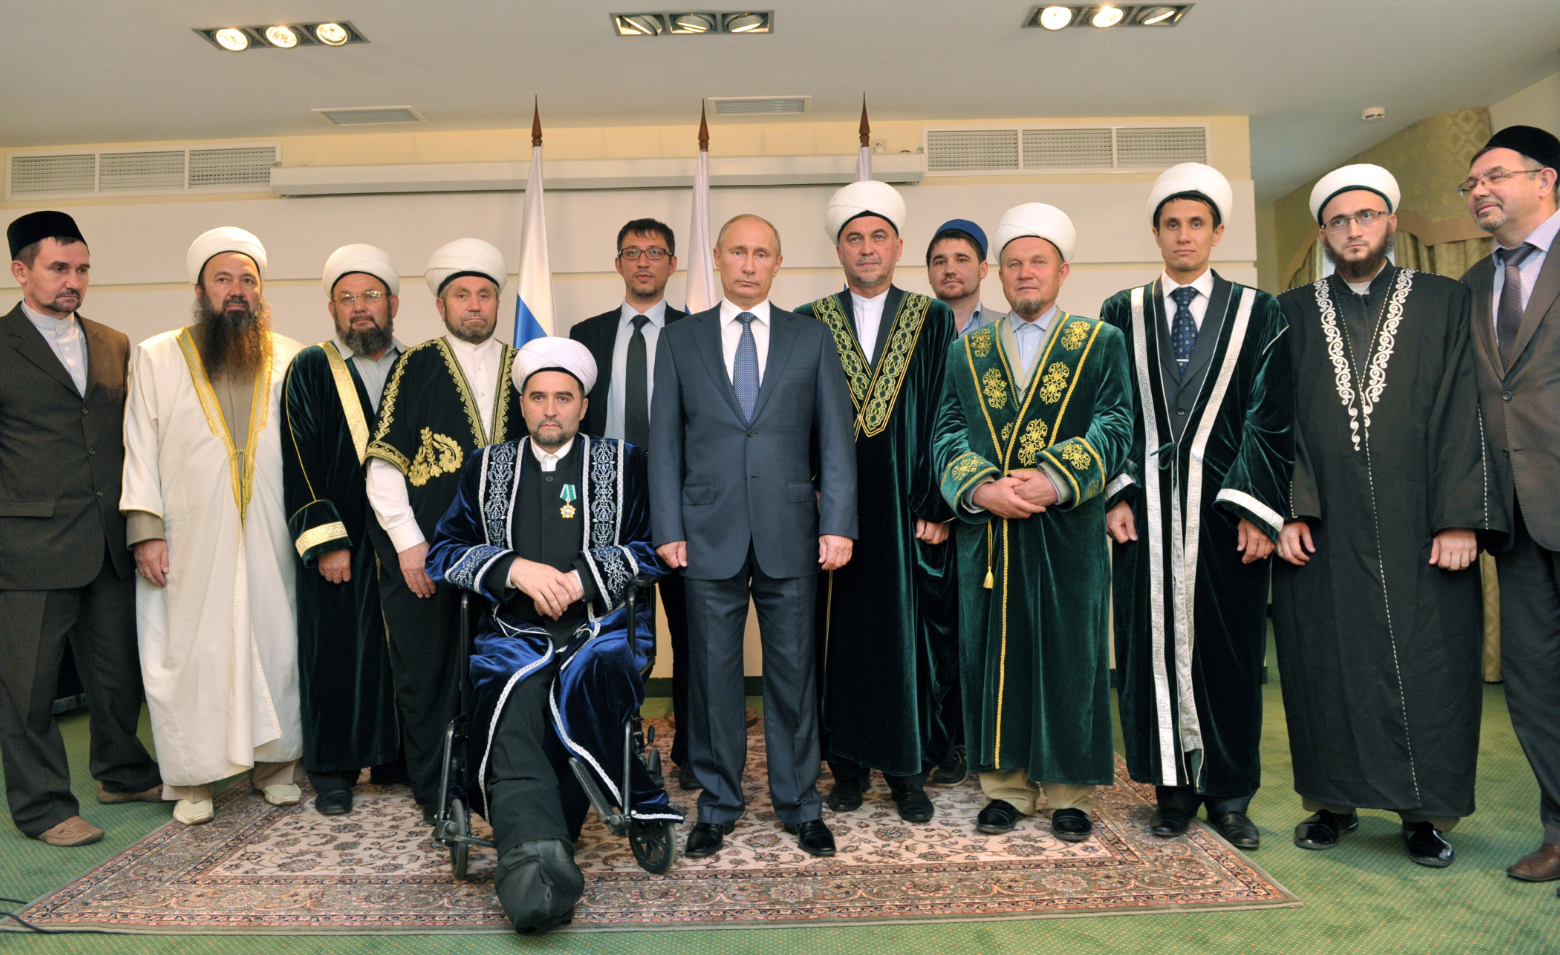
[
  {"x1": 709, "y1": 95, "x2": 810, "y2": 117},
  {"x1": 7, "y1": 145, "x2": 278, "y2": 199},
  {"x1": 925, "y1": 123, "x2": 1208, "y2": 174},
  {"x1": 313, "y1": 106, "x2": 425, "y2": 126}
]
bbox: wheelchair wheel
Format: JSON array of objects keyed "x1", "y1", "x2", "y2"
[
  {"x1": 628, "y1": 819, "x2": 677, "y2": 874},
  {"x1": 448, "y1": 797, "x2": 471, "y2": 881}
]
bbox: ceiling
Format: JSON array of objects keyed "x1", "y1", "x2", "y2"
[{"x1": 3, "y1": 1, "x2": 1557, "y2": 201}]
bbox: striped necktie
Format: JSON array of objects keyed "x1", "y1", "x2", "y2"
[{"x1": 1496, "y1": 243, "x2": 1536, "y2": 371}]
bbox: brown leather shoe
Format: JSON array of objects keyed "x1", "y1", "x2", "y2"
[
  {"x1": 97, "y1": 782, "x2": 164, "y2": 804},
  {"x1": 37, "y1": 816, "x2": 104, "y2": 847},
  {"x1": 1507, "y1": 844, "x2": 1560, "y2": 882}
]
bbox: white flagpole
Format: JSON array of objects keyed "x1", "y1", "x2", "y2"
[
  {"x1": 685, "y1": 105, "x2": 718, "y2": 314},
  {"x1": 514, "y1": 99, "x2": 555, "y2": 342}
]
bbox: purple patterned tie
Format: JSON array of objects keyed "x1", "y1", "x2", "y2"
[{"x1": 1497, "y1": 243, "x2": 1536, "y2": 371}]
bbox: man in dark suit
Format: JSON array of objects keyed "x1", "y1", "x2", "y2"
[
  {"x1": 650, "y1": 213, "x2": 857, "y2": 858},
  {"x1": 569, "y1": 218, "x2": 697, "y2": 790},
  {"x1": 1462, "y1": 125, "x2": 1560, "y2": 888},
  {"x1": 0, "y1": 212, "x2": 161, "y2": 847}
]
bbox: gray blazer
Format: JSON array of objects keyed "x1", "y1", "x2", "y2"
[
  {"x1": 649, "y1": 305, "x2": 858, "y2": 580},
  {"x1": 1466, "y1": 243, "x2": 1560, "y2": 550}
]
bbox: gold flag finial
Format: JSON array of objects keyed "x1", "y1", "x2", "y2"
[
  {"x1": 698, "y1": 102, "x2": 709, "y2": 151},
  {"x1": 858, "y1": 95, "x2": 870, "y2": 147},
  {"x1": 531, "y1": 98, "x2": 543, "y2": 148}
]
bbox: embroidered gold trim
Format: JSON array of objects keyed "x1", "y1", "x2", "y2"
[
  {"x1": 408, "y1": 428, "x2": 463, "y2": 487},
  {"x1": 435, "y1": 337, "x2": 491, "y2": 447},
  {"x1": 1038, "y1": 361, "x2": 1070, "y2": 404},
  {"x1": 1062, "y1": 442, "x2": 1092, "y2": 470},
  {"x1": 812, "y1": 294, "x2": 873, "y2": 409},
  {"x1": 175, "y1": 328, "x2": 271, "y2": 523},
  {"x1": 1016, "y1": 419, "x2": 1050, "y2": 466},
  {"x1": 811, "y1": 292, "x2": 931, "y2": 438},
  {"x1": 968, "y1": 326, "x2": 993, "y2": 357},
  {"x1": 295, "y1": 521, "x2": 348, "y2": 558},
  {"x1": 1061, "y1": 321, "x2": 1089, "y2": 350},
  {"x1": 982, "y1": 367, "x2": 1008, "y2": 409},
  {"x1": 323, "y1": 342, "x2": 371, "y2": 464}
]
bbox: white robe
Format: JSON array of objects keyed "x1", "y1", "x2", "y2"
[{"x1": 121, "y1": 327, "x2": 303, "y2": 786}]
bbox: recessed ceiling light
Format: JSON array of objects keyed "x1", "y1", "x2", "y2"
[
  {"x1": 1039, "y1": 6, "x2": 1074, "y2": 29},
  {"x1": 213, "y1": 28, "x2": 249, "y2": 51},
  {"x1": 724, "y1": 12, "x2": 772, "y2": 33},
  {"x1": 614, "y1": 14, "x2": 665, "y2": 35},
  {"x1": 314, "y1": 22, "x2": 350, "y2": 45},
  {"x1": 264, "y1": 25, "x2": 298, "y2": 48},
  {"x1": 1091, "y1": 6, "x2": 1124, "y2": 27},
  {"x1": 670, "y1": 13, "x2": 716, "y2": 33},
  {"x1": 1138, "y1": 5, "x2": 1178, "y2": 24}
]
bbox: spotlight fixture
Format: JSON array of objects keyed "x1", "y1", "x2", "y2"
[
  {"x1": 314, "y1": 22, "x2": 350, "y2": 45},
  {"x1": 670, "y1": 13, "x2": 716, "y2": 33},
  {"x1": 611, "y1": 11, "x2": 773, "y2": 36},
  {"x1": 265, "y1": 25, "x2": 298, "y2": 48},
  {"x1": 614, "y1": 14, "x2": 665, "y2": 35},
  {"x1": 723, "y1": 12, "x2": 772, "y2": 33},
  {"x1": 213, "y1": 27, "x2": 250, "y2": 51},
  {"x1": 1023, "y1": 5, "x2": 1192, "y2": 29}
]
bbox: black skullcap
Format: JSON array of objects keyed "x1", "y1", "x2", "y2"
[
  {"x1": 1474, "y1": 125, "x2": 1560, "y2": 172},
  {"x1": 8, "y1": 210, "x2": 86, "y2": 260}
]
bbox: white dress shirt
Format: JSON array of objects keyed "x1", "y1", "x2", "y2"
[
  {"x1": 1341, "y1": 260, "x2": 1388, "y2": 297},
  {"x1": 1008, "y1": 304, "x2": 1059, "y2": 380},
  {"x1": 719, "y1": 298, "x2": 772, "y2": 384},
  {"x1": 367, "y1": 332, "x2": 508, "y2": 553},
  {"x1": 1161, "y1": 268, "x2": 1216, "y2": 331},
  {"x1": 21, "y1": 301, "x2": 87, "y2": 396},
  {"x1": 1492, "y1": 206, "x2": 1560, "y2": 324},
  {"x1": 335, "y1": 336, "x2": 404, "y2": 414},
  {"x1": 849, "y1": 289, "x2": 889, "y2": 363},
  {"x1": 531, "y1": 436, "x2": 574, "y2": 471},
  {"x1": 603, "y1": 300, "x2": 667, "y2": 441}
]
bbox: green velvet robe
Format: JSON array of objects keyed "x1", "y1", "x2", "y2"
[
  {"x1": 281, "y1": 342, "x2": 399, "y2": 775},
  {"x1": 1101, "y1": 278, "x2": 1293, "y2": 796},
  {"x1": 932, "y1": 313, "x2": 1134, "y2": 785},
  {"x1": 796, "y1": 287, "x2": 957, "y2": 777}
]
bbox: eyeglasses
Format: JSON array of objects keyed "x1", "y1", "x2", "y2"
[
  {"x1": 1322, "y1": 209, "x2": 1390, "y2": 232},
  {"x1": 1457, "y1": 169, "x2": 1542, "y2": 197},
  {"x1": 618, "y1": 248, "x2": 670, "y2": 261},
  {"x1": 333, "y1": 290, "x2": 386, "y2": 305}
]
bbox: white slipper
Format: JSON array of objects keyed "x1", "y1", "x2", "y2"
[
  {"x1": 173, "y1": 798, "x2": 214, "y2": 825},
  {"x1": 262, "y1": 783, "x2": 302, "y2": 807}
]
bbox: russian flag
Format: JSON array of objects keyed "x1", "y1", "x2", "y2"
[{"x1": 514, "y1": 140, "x2": 554, "y2": 345}]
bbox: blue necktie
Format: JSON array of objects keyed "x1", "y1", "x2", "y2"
[
  {"x1": 733, "y1": 311, "x2": 759, "y2": 422},
  {"x1": 1170, "y1": 286, "x2": 1198, "y2": 365}
]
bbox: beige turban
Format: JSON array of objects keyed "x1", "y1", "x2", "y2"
[
  {"x1": 1147, "y1": 162, "x2": 1233, "y2": 226},
  {"x1": 824, "y1": 180, "x2": 907, "y2": 241},
  {"x1": 990, "y1": 203, "x2": 1077, "y2": 263},
  {"x1": 425, "y1": 238, "x2": 508, "y2": 297},
  {"x1": 1310, "y1": 164, "x2": 1401, "y2": 225},
  {"x1": 186, "y1": 227, "x2": 266, "y2": 285},
  {"x1": 510, "y1": 336, "x2": 598, "y2": 394},
  {"x1": 323, "y1": 243, "x2": 400, "y2": 296}
]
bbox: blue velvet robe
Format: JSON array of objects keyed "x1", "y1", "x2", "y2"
[{"x1": 426, "y1": 435, "x2": 678, "y2": 823}]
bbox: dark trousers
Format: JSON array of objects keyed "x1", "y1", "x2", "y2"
[
  {"x1": 685, "y1": 549, "x2": 821, "y2": 827},
  {"x1": 375, "y1": 560, "x2": 461, "y2": 810},
  {"x1": 657, "y1": 572, "x2": 692, "y2": 767},
  {"x1": 488, "y1": 662, "x2": 590, "y2": 852},
  {"x1": 307, "y1": 751, "x2": 408, "y2": 796},
  {"x1": 1156, "y1": 785, "x2": 1253, "y2": 817},
  {"x1": 0, "y1": 549, "x2": 159, "y2": 837},
  {"x1": 1496, "y1": 501, "x2": 1560, "y2": 846},
  {"x1": 828, "y1": 755, "x2": 926, "y2": 794}
]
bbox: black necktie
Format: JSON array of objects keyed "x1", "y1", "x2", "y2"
[
  {"x1": 624, "y1": 315, "x2": 650, "y2": 449},
  {"x1": 1497, "y1": 243, "x2": 1536, "y2": 371}
]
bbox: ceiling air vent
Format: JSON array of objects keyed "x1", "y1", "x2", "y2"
[
  {"x1": 189, "y1": 146, "x2": 277, "y2": 186},
  {"x1": 99, "y1": 150, "x2": 186, "y2": 192},
  {"x1": 1023, "y1": 128, "x2": 1114, "y2": 169},
  {"x1": 925, "y1": 123, "x2": 1208, "y2": 174},
  {"x1": 313, "y1": 106, "x2": 426, "y2": 126},
  {"x1": 925, "y1": 128, "x2": 1020, "y2": 172},
  {"x1": 708, "y1": 95, "x2": 810, "y2": 117},
  {"x1": 1115, "y1": 125, "x2": 1207, "y2": 166},
  {"x1": 9, "y1": 154, "x2": 96, "y2": 196}
]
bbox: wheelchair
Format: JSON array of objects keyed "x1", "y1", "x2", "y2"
[{"x1": 433, "y1": 576, "x2": 678, "y2": 879}]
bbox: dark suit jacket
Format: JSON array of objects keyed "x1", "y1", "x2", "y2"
[
  {"x1": 0, "y1": 304, "x2": 132, "y2": 589},
  {"x1": 1466, "y1": 242, "x2": 1560, "y2": 550},
  {"x1": 1151, "y1": 274, "x2": 1232, "y2": 440},
  {"x1": 649, "y1": 304, "x2": 858, "y2": 580},
  {"x1": 570, "y1": 303, "x2": 688, "y2": 440}
]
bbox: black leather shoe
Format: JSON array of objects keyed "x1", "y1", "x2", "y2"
[
  {"x1": 892, "y1": 787, "x2": 935, "y2": 823},
  {"x1": 1404, "y1": 822, "x2": 1454, "y2": 868},
  {"x1": 676, "y1": 763, "x2": 703, "y2": 792},
  {"x1": 1293, "y1": 810, "x2": 1358, "y2": 850},
  {"x1": 826, "y1": 776, "x2": 865, "y2": 812},
  {"x1": 1051, "y1": 807, "x2": 1093, "y2": 843},
  {"x1": 976, "y1": 799, "x2": 1021, "y2": 834},
  {"x1": 1150, "y1": 806, "x2": 1192, "y2": 837},
  {"x1": 784, "y1": 819, "x2": 837, "y2": 856},
  {"x1": 929, "y1": 745, "x2": 968, "y2": 786},
  {"x1": 1212, "y1": 811, "x2": 1261, "y2": 850},
  {"x1": 315, "y1": 789, "x2": 354, "y2": 816},
  {"x1": 421, "y1": 804, "x2": 436, "y2": 826},
  {"x1": 684, "y1": 821, "x2": 733, "y2": 858}
]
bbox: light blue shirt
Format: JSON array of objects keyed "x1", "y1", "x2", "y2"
[
  {"x1": 21, "y1": 301, "x2": 87, "y2": 396},
  {"x1": 1008, "y1": 304, "x2": 1059, "y2": 380},
  {"x1": 604, "y1": 300, "x2": 667, "y2": 441},
  {"x1": 1493, "y1": 206, "x2": 1560, "y2": 324},
  {"x1": 335, "y1": 336, "x2": 404, "y2": 414},
  {"x1": 957, "y1": 302, "x2": 1003, "y2": 338}
]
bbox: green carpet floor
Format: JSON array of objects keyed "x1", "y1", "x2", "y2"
[{"x1": 2, "y1": 651, "x2": 1556, "y2": 953}]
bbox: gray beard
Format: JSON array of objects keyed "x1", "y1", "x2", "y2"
[{"x1": 1013, "y1": 295, "x2": 1048, "y2": 318}]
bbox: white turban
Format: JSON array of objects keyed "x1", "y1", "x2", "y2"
[
  {"x1": 1147, "y1": 162, "x2": 1233, "y2": 226},
  {"x1": 425, "y1": 238, "x2": 508, "y2": 297},
  {"x1": 186, "y1": 227, "x2": 266, "y2": 285},
  {"x1": 824, "y1": 180, "x2": 907, "y2": 241},
  {"x1": 990, "y1": 203, "x2": 1077, "y2": 263},
  {"x1": 323, "y1": 243, "x2": 399, "y2": 296},
  {"x1": 1310, "y1": 164, "x2": 1401, "y2": 225},
  {"x1": 510, "y1": 336, "x2": 597, "y2": 395}
]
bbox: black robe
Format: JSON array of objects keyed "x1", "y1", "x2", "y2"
[
  {"x1": 1273, "y1": 266, "x2": 1501, "y2": 818},
  {"x1": 281, "y1": 342, "x2": 398, "y2": 775},
  {"x1": 795, "y1": 287, "x2": 957, "y2": 777}
]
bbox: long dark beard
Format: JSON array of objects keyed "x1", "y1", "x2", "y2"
[
  {"x1": 343, "y1": 316, "x2": 393, "y2": 357},
  {"x1": 192, "y1": 290, "x2": 271, "y2": 379}
]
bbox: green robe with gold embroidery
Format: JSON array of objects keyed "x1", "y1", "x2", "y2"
[
  {"x1": 932, "y1": 313, "x2": 1134, "y2": 784},
  {"x1": 796, "y1": 287, "x2": 957, "y2": 777}
]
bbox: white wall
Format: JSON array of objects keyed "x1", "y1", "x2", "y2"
[{"x1": 1489, "y1": 69, "x2": 1560, "y2": 137}]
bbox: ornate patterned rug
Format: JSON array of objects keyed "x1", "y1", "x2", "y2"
[{"x1": 18, "y1": 720, "x2": 1297, "y2": 933}]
